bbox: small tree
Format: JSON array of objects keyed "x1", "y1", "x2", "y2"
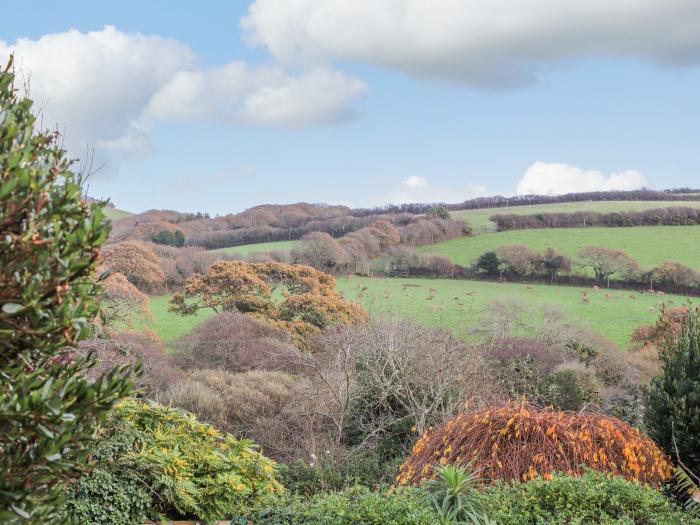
[
  {"x1": 578, "y1": 246, "x2": 639, "y2": 287},
  {"x1": 645, "y1": 308, "x2": 700, "y2": 475},
  {"x1": 542, "y1": 248, "x2": 571, "y2": 283},
  {"x1": 0, "y1": 58, "x2": 132, "y2": 523},
  {"x1": 474, "y1": 251, "x2": 501, "y2": 276},
  {"x1": 496, "y1": 244, "x2": 540, "y2": 276}
]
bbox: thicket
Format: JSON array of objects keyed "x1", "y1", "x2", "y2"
[
  {"x1": 60, "y1": 399, "x2": 281, "y2": 524},
  {"x1": 0, "y1": 58, "x2": 132, "y2": 523},
  {"x1": 492, "y1": 206, "x2": 700, "y2": 231}
]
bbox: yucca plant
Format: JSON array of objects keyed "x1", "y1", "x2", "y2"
[
  {"x1": 672, "y1": 466, "x2": 700, "y2": 518},
  {"x1": 421, "y1": 464, "x2": 496, "y2": 525}
]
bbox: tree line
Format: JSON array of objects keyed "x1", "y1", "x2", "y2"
[{"x1": 491, "y1": 206, "x2": 700, "y2": 231}]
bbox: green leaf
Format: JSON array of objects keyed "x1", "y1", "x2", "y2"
[{"x1": 2, "y1": 302, "x2": 22, "y2": 314}]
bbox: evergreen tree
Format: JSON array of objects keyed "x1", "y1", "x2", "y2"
[
  {"x1": 645, "y1": 307, "x2": 700, "y2": 474},
  {"x1": 0, "y1": 58, "x2": 132, "y2": 523}
]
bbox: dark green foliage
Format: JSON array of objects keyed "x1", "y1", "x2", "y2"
[
  {"x1": 474, "y1": 251, "x2": 501, "y2": 275},
  {"x1": 61, "y1": 399, "x2": 281, "y2": 524},
  {"x1": 645, "y1": 308, "x2": 700, "y2": 475},
  {"x1": 231, "y1": 486, "x2": 436, "y2": 525},
  {"x1": 278, "y1": 452, "x2": 402, "y2": 496},
  {"x1": 485, "y1": 470, "x2": 700, "y2": 525},
  {"x1": 421, "y1": 465, "x2": 494, "y2": 525},
  {"x1": 152, "y1": 229, "x2": 185, "y2": 247},
  {"x1": 0, "y1": 58, "x2": 133, "y2": 523}
]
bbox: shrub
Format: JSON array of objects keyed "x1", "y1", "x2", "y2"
[
  {"x1": 421, "y1": 464, "x2": 493, "y2": 525},
  {"x1": 232, "y1": 486, "x2": 437, "y2": 525},
  {"x1": 62, "y1": 399, "x2": 281, "y2": 523},
  {"x1": 101, "y1": 241, "x2": 166, "y2": 293},
  {"x1": 172, "y1": 312, "x2": 297, "y2": 373},
  {"x1": 540, "y1": 361, "x2": 601, "y2": 411},
  {"x1": 645, "y1": 308, "x2": 700, "y2": 476},
  {"x1": 0, "y1": 58, "x2": 132, "y2": 523},
  {"x1": 166, "y1": 369, "x2": 317, "y2": 461},
  {"x1": 485, "y1": 470, "x2": 699, "y2": 525},
  {"x1": 397, "y1": 402, "x2": 671, "y2": 486}
]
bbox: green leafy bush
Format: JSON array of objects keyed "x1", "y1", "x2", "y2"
[
  {"x1": 233, "y1": 486, "x2": 436, "y2": 525},
  {"x1": 62, "y1": 399, "x2": 282, "y2": 523},
  {"x1": 0, "y1": 58, "x2": 132, "y2": 523},
  {"x1": 485, "y1": 470, "x2": 699, "y2": 525}
]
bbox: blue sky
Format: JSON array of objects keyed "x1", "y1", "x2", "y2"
[{"x1": 2, "y1": 1, "x2": 700, "y2": 214}]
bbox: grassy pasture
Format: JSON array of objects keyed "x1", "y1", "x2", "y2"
[
  {"x1": 452, "y1": 200, "x2": 700, "y2": 231},
  {"x1": 336, "y1": 276, "x2": 689, "y2": 348},
  {"x1": 139, "y1": 277, "x2": 687, "y2": 349},
  {"x1": 420, "y1": 225, "x2": 700, "y2": 271},
  {"x1": 211, "y1": 240, "x2": 299, "y2": 256},
  {"x1": 103, "y1": 207, "x2": 133, "y2": 220}
]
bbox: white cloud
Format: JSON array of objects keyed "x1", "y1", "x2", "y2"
[
  {"x1": 516, "y1": 161, "x2": 649, "y2": 195},
  {"x1": 148, "y1": 64, "x2": 366, "y2": 126},
  {"x1": 388, "y1": 176, "x2": 488, "y2": 204},
  {"x1": 243, "y1": 0, "x2": 700, "y2": 87},
  {"x1": 1, "y1": 26, "x2": 367, "y2": 167},
  {"x1": 1, "y1": 26, "x2": 194, "y2": 157}
]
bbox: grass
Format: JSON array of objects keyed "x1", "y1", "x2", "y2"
[
  {"x1": 211, "y1": 240, "x2": 299, "y2": 256},
  {"x1": 336, "y1": 276, "x2": 688, "y2": 348},
  {"x1": 420, "y1": 225, "x2": 700, "y2": 271},
  {"x1": 452, "y1": 200, "x2": 700, "y2": 231},
  {"x1": 137, "y1": 295, "x2": 214, "y2": 350},
  {"x1": 103, "y1": 207, "x2": 133, "y2": 220},
  {"x1": 138, "y1": 276, "x2": 688, "y2": 349}
]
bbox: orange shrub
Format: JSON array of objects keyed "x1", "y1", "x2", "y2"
[{"x1": 397, "y1": 402, "x2": 671, "y2": 487}]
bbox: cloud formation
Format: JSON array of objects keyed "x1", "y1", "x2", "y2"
[
  {"x1": 1, "y1": 26, "x2": 367, "y2": 163},
  {"x1": 243, "y1": 0, "x2": 700, "y2": 87},
  {"x1": 388, "y1": 176, "x2": 488, "y2": 204},
  {"x1": 516, "y1": 161, "x2": 648, "y2": 195}
]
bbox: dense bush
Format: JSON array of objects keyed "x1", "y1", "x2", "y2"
[
  {"x1": 101, "y1": 241, "x2": 167, "y2": 293},
  {"x1": 166, "y1": 369, "x2": 316, "y2": 461},
  {"x1": 0, "y1": 59, "x2": 132, "y2": 522},
  {"x1": 231, "y1": 486, "x2": 437, "y2": 525},
  {"x1": 61, "y1": 399, "x2": 281, "y2": 523},
  {"x1": 172, "y1": 312, "x2": 297, "y2": 373},
  {"x1": 397, "y1": 402, "x2": 671, "y2": 486},
  {"x1": 485, "y1": 470, "x2": 700, "y2": 525},
  {"x1": 646, "y1": 308, "x2": 700, "y2": 476}
]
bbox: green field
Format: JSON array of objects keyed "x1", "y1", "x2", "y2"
[
  {"x1": 103, "y1": 207, "x2": 133, "y2": 220},
  {"x1": 211, "y1": 240, "x2": 299, "y2": 256},
  {"x1": 139, "y1": 295, "x2": 214, "y2": 349},
  {"x1": 336, "y1": 276, "x2": 688, "y2": 348},
  {"x1": 420, "y1": 225, "x2": 700, "y2": 270},
  {"x1": 452, "y1": 200, "x2": 700, "y2": 231},
  {"x1": 141, "y1": 277, "x2": 690, "y2": 350}
]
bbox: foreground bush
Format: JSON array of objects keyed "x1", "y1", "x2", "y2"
[
  {"x1": 397, "y1": 402, "x2": 671, "y2": 486},
  {"x1": 61, "y1": 399, "x2": 281, "y2": 524},
  {"x1": 486, "y1": 470, "x2": 700, "y2": 525},
  {"x1": 0, "y1": 58, "x2": 132, "y2": 522},
  {"x1": 232, "y1": 486, "x2": 436, "y2": 525}
]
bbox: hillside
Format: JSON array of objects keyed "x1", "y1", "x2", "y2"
[{"x1": 421, "y1": 224, "x2": 700, "y2": 271}]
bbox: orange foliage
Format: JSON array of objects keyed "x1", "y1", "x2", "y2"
[
  {"x1": 397, "y1": 402, "x2": 671, "y2": 487},
  {"x1": 170, "y1": 261, "x2": 367, "y2": 348},
  {"x1": 101, "y1": 241, "x2": 166, "y2": 293},
  {"x1": 102, "y1": 271, "x2": 151, "y2": 327}
]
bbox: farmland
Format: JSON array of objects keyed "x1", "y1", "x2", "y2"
[
  {"x1": 103, "y1": 207, "x2": 133, "y2": 220},
  {"x1": 211, "y1": 239, "x2": 299, "y2": 256},
  {"x1": 421, "y1": 224, "x2": 700, "y2": 270},
  {"x1": 453, "y1": 200, "x2": 700, "y2": 231},
  {"x1": 141, "y1": 276, "x2": 685, "y2": 349}
]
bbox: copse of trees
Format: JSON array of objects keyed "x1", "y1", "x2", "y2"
[
  {"x1": 491, "y1": 206, "x2": 700, "y2": 231},
  {"x1": 169, "y1": 260, "x2": 368, "y2": 348},
  {"x1": 0, "y1": 59, "x2": 132, "y2": 523}
]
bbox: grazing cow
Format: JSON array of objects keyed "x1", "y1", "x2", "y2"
[
  {"x1": 592, "y1": 285, "x2": 600, "y2": 292},
  {"x1": 629, "y1": 294, "x2": 637, "y2": 301},
  {"x1": 524, "y1": 285, "x2": 533, "y2": 292},
  {"x1": 604, "y1": 293, "x2": 612, "y2": 301}
]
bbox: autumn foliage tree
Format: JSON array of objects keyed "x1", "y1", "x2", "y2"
[
  {"x1": 169, "y1": 261, "x2": 367, "y2": 347},
  {"x1": 101, "y1": 241, "x2": 166, "y2": 293},
  {"x1": 0, "y1": 59, "x2": 132, "y2": 523},
  {"x1": 397, "y1": 402, "x2": 671, "y2": 487}
]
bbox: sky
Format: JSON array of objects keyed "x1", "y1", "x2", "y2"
[{"x1": 2, "y1": 0, "x2": 700, "y2": 215}]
